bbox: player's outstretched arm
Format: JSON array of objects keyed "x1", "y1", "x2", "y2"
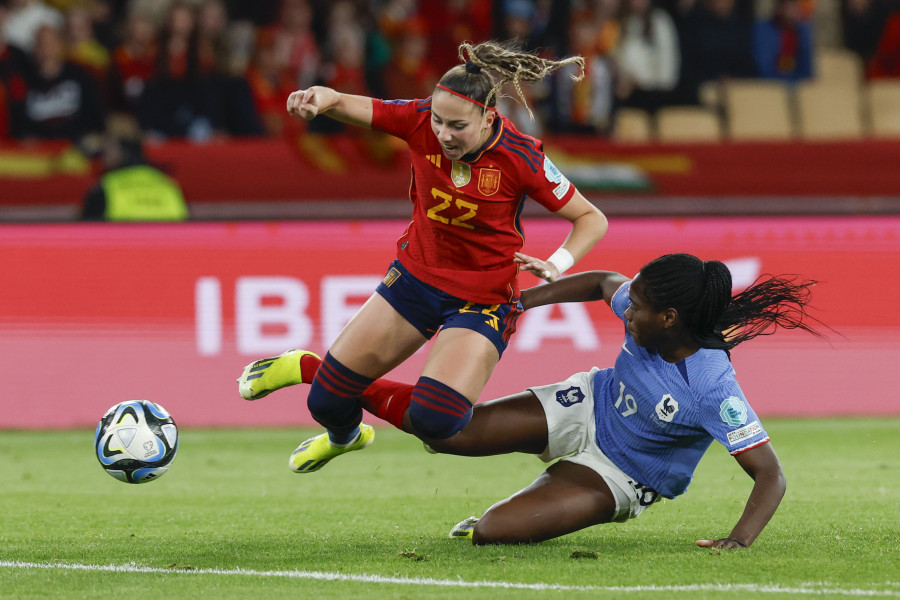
[
  {"x1": 286, "y1": 86, "x2": 373, "y2": 128},
  {"x1": 696, "y1": 442, "x2": 786, "y2": 550},
  {"x1": 519, "y1": 270, "x2": 629, "y2": 310},
  {"x1": 515, "y1": 191, "x2": 608, "y2": 282}
]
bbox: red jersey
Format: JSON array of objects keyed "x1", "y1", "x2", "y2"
[{"x1": 372, "y1": 97, "x2": 576, "y2": 304}]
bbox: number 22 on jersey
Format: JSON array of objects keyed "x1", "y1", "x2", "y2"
[{"x1": 427, "y1": 188, "x2": 478, "y2": 230}]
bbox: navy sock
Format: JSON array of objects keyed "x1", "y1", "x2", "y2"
[
  {"x1": 408, "y1": 377, "x2": 473, "y2": 439},
  {"x1": 307, "y1": 353, "x2": 374, "y2": 442}
]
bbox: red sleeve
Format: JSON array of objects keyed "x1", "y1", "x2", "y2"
[
  {"x1": 524, "y1": 152, "x2": 577, "y2": 213},
  {"x1": 371, "y1": 98, "x2": 426, "y2": 141}
]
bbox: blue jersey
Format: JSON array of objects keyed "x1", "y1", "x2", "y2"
[{"x1": 592, "y1": 281, "x2": 770, "y2": 499}]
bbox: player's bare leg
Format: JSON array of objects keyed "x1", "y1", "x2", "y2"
[
  {"x1": 424, "y1": 391, "x2": 549, "y2": 456},
  {"x1": 327, "y1": 293, "x2": 428, "y2": 378},
  {"x1": 466, "y1": 461, "x2": 618, "y2": 545}
]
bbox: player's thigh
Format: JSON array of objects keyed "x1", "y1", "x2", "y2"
[
  {"x1": 329, "y1": 293, "x2": 427, "y2": 378},
  {"x1": 419, "y1": 327, "x2": 500, "y2": 401},
  {"x1": 475, "y1": 461, "x2": 617, "y2": 545},
  {"x1": 431, "y1": 391, "x2": 549, "y2": 456}
]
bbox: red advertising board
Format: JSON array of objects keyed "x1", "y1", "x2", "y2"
[{"x1": 1, "y1": 216, "x2": 898, "y2": 428}]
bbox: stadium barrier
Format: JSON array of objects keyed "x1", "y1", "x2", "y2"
[
  {"x1": 3, "y1": 137, "x2": 900, "y2": 214},
  {"x1": 1, "y1": 216, "x2": 898, "y2": 428}
]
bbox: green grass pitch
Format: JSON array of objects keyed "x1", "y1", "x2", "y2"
[{"x1": 1, "y1": 418, "x2": 897, "y2": 599}]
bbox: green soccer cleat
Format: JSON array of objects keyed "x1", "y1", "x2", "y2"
[
  {"x1": 288, "y1": 423, "x2": 375, "y2": 473},
  {"x1": 449, "y1": 516, "x2": 479, "y2": 540},
  {"x1": 237, "y1": 349, "x2": 319, "y2": 400}
]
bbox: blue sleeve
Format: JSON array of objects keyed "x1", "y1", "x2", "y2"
[
  {"x1": 699, "y1": 383, "x2": 770, "y2": 455},
  {"x1": 610, "y1": 279, "x2": 632, "y2": 322}
]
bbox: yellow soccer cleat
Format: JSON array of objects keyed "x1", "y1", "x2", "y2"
[
  {"x1": 288, "y1": 423, "x2": 375, "y2": 473},
  {"x1": 237, "y1": 349, "x2": 319, "y2": 401},
  {"x1": 449, "y1": 516, "x2": 479, "y2": 540}
]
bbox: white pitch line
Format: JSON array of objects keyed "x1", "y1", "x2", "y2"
[{"x1": 0, "y1": 560, "x2": 897, "y2": 596}]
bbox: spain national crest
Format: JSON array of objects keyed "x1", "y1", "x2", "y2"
[
  {"x1": 451, "y1": 161, "x2": 471, "y2": 187},
  {"x1": 478, "y1": 168, "x2": 501, "y2": 196}
]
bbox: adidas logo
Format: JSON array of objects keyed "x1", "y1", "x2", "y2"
[{"x1": 426, "y1": 154, "x2": 442, "y2": 168}]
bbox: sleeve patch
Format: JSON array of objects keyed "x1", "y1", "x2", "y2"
[
  {"x1": 719, "y1": 396, "x2": 748, "y2": 427},
  {"x1": 726, "y1": 420, "x2": 763, "y2": 446},
  {"x1": 543, "y1": 156, "x2": 571, "y2": 199}
]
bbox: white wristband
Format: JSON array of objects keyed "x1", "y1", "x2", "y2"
[{"x1": 543, "y1": 247, "x2": 575, "y2": 278}]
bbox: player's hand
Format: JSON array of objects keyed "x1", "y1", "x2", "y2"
[
  {"x1": 514, "y1": 251, "x2": 559, "y2": 282},
  {"x1": 696, "y1": 538, "x2": 749, "y2": 550},
  {"x1": 287, "y1": 87, "x2": 322, "y2": 120}
]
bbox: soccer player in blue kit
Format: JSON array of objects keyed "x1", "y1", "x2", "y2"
[{"x1": 426, "y1": 252, "x2": 825, "y2": 548}]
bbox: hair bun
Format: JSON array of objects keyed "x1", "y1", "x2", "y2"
[{"x1": 465, "y1": 60, "x2": 482, "y2": 74}]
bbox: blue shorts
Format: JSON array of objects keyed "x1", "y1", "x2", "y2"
[{"x1": 375, "y1": 260, "x2": 523, "y2": 357}]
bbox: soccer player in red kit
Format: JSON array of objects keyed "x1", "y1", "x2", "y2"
[{"x1": 238, "y1": 41, "x2": 609, "y2": 473}]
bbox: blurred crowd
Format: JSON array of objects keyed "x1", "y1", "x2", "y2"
[{"x1": 1, "y1": 0, "x2": 900, "y2": 151}]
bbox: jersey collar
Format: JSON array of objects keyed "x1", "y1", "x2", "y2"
[{"x1": 459, "y1": 118, "x2": 504, "y2": 164}]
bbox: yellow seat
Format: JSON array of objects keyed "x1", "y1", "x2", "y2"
[
  {"x1": 656, "y1": 107, "x2": 723, "y2": 143},
  {"x1": 795, "y1": 81, "x2": 863, "y2": 140},
  {"x1": 867, "y1": 80, "x2": 900, "y2": 138},
  {"x1": 816, "y1": 48, "x2": 863, "y2": 89},
  {"x1": 724, "y1": 80, "x2": 794, "y2": 141},
  {"x1": 612, "y1": 108, "x2": 652, "y2": 143}
]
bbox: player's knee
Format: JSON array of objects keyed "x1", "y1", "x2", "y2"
[
  {"x1": 408, "y1": 377, "x2": 473, "y2": 440},
  {"x1": 471, "y1": 512, "x2": 520, "y2": 546},
  {"x1": 408, "y1": 400, "x2": 472, "y2": 439}
]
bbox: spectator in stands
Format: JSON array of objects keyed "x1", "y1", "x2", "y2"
[
  {"x1": 196, "y1": 0, "x2": 263, "y2": 136},
  {"x1": 82, "y1": 119, "x2": 188, "y2": 222},
  {"x1": 500, "y1": 0, "x2": 539, "y2": 49},
  {"x1": 312, "y1": 3, "x2": 373, "y2": 134},
  {"x1": 245, "y1": 29, "x2": 297, "y2": 137},
  {"x1": 418, "y1": 0, "x2": 494, "y2": 74},
  {"x1": 840, "y1": 0, "x2": 890, "y2": 64},
  {"x1": 381, "y1": 17, "x2": 439, "y2": 101},
  {"x1": 65, "y1": 3, "x2": 110, "y2": 84},
  {"x1": 0, "y1": 0, "x2": 29, "y2": 140},
  {"x1": 551, "y1": 1, "x2": 620, "y2": 134},
  {"x1": 10, "y1": 23, "x2": 106, "y2": 146},
  {"x1": 614, "y1": 0, "x2": 681, "y2": 112},
  {"x1": 865, "y1": 9, "x2": 900, "y2": 78},
  {"x1": 88, "y1": 0, "x2": 118, "y2": 52},
  {"x1": 1, "y1": 0, "x2": 62, "y2": 53},
  {"x1": 139, "y1": 0, "x2": 222, "y2": 141},
  {"x1": 109, "y1": 7, "x2": 157, "y2": 116},
  {"x1": 268, "y1": 0, "x2": 320, "y2": 91},
  {"x1": 675, "y1": 0, "x2": 757, "y2": 104},
  {"x1": 377, "y1": 0, "x2": 418, "y2": 42},
  {"x1": 752, "y1": 0, "x2": 813, "y2": 83}
]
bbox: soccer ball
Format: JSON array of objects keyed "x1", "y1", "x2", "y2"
[{"x1": 94, "y1": 400, "x2": 179, "y2": 484}]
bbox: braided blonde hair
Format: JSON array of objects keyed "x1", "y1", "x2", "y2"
[{"x1": 440, "y1": 41, "x2": 585, "y2": 121}]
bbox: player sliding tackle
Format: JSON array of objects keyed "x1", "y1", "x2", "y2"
[{"x1": 239, "y1": 253, "x2": 826, "y2": 547}]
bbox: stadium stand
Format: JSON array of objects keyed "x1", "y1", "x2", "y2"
[
  {"x1": 815, "y1": 47, "x2": 864, "y2": 89},
  {"x1": 611, "y1": 107, "x2": 653, "y2": 143},
  {"x1": 723, "y1": 79, "x2": 795, "y2": 141},
  {"x1": 866, "y1": 79, "x2": 900, "y2": 138},
  {"x1": 795, "y1": 79, "x2": 864, "y2": 140},
  {"x1": 656, "y1": 106, "x2": 724, "y2": 143}
]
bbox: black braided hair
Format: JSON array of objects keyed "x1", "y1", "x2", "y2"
[{"x1": 638, "y1": 253, "x2": 825, "y2": 351}]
